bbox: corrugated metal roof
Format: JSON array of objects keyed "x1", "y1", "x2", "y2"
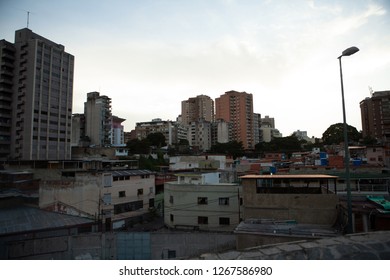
[
  {"x1": 111, "y1": 169, "x2": 154, "y2": 177},
  {"x1": 0, "y1": 206, "x2": 94, "y2": 236}
]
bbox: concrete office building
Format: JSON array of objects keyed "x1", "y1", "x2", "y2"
[
  {"x1": 215, "y1": 90, "x2": 254, "y2": 149},
  {"x1": 1, "y1": 28, "x2": 74, "y2": 160}
]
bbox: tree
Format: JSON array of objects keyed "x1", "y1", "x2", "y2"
[
  {"x1": 146, "y1": 132, "x2": 166, "y2": 147},
  {"x1": 322, "y1": 123, "x2": 361, "y2": 145},
  {"x1": 210, "y1": 141, "x2": 244, "y2": 159},
  {"x1": 126, "y1": 138, "x2": 150, "y2": 154},
  {"x1": 360, "y1": 136, "x2": 378, "y2": 145},
  {"x1": 255, "y1": 135, "x2": 304, "y2": 153}
]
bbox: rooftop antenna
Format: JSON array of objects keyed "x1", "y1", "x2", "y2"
[
  {"x1": 27, "y1": 11, "x2": 30, "y2": 28},
  {"x1": 368, "y1": 86, "x2": 374, "y2": 96}
]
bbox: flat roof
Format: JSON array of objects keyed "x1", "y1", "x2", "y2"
[{"x1": 240, "y1": 174, "x2": 339, "y2": 179}]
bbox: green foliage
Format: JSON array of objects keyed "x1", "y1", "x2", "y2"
[
  {"x1": 360, "y1": 136, "x2": 378, "y2": 145},
  {"x1": 210, "y1": 141, "x2": 244, "y2": 159},
  {"x1": 126, "y1": 133, "x2": 166, "y2": 154},
  {"x1": 146, "y1": 132, "x2": 166, "y2": 147},
  {"x1": 138, "y1": 155, "x2": 167, "y2": 171},
  {"x1": 255, "y1": 135, "x2": 304, "y2": 154},
  {"x1": 322, "y1": 123, "x2": 361, "y2": 145},
  {"x1": 126, "y1": 138, "x2": 150, "y2": 154}
]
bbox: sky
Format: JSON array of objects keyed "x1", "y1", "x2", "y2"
[{"x1": 1, "y1": 0, "x2": 390, "y2": 139}]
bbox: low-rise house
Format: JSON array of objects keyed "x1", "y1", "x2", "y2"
[
  {"x1": 39, "y1": 169, "x2": 155, "y2": 230},
  {"x1": 0, "y1": 170, "x2": 40, "y2": 205},
  {"x1": 240, "y1": 174, "x2": 339, "y2": 224},
  {"x1": 169, "y1": 155, "x2": 227, "y2": 171},
  {"x1": 236, "y1": 174, "x2": 340, "y2": 249},
  {"x1": 164, "y1": 172, "x2": 242, "y2": 231}
]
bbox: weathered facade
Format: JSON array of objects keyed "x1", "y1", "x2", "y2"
[
  {"x1": 240, "y1": 174, "x2": 340, "y2": 225},
  {"x1": 39, "y1": 169, "x2": 156, "y2": 229},
  {"x1": 164, "y1": 172, "x2": 242, "y2": 231}
]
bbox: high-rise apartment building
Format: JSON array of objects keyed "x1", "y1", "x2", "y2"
[
  {"x1": 71, "y1": 113, "x2": 85, "y2": 147},
  {"x1": 261, "y1": 115, "x2": 275, "y2": 128},
  {"x1": 360, "y1": 90, "x2": 390, "y2": 141},
  {"x1": 253, "y1": 113, "x2": 261, "y2": 145},
  {"x1": 84, "y1": 92, "x2": 112, "y2": 147},
  {"x1": 211, "y1": 119, "x2": 231, "y2": 146},
  {"x1": 1, "y1": 29, "x2": 74, "y2": 160},
  {"x1": 181, "y1": 95, "x2": 214, "y2": 125},
  {"x1": 215, "y1": 90, "x2": 254, "y2": 149},
  {"x1": 0, "y1": 40, "x2": 15, "y2": 160},
  {"x1": 188, "y1": 119, "x2": 212, "y2": 152}
]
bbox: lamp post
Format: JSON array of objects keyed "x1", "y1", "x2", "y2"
[{"x1": 337, "y1": 46, "x2": 359, "y2": 234}]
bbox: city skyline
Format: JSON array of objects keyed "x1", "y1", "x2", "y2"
[{"x1": 1, "y1": 0, "x2": 389, "y2": 138}]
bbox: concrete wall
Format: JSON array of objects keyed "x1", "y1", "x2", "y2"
[
  {"x1": 1, "y1": 231, "x2": 235, "y2": 260},
  {"x1": 235, "y1": 233, "x2": 312, "y2": 250},
  {"x1": 242, "y1": 179, "x2": 339, "y2": 225},
  {"x1": 198, "y1": 231, "x2": 390, "y2": 260},
  {"x1": 108, "y1": 174, "x2": 155, "y2": 210},
  {"x1": 39, "y1": 172, "x2": 103, "y2": 218},
  {"x1": 151, "y1": 232, "x2": 235, "y2": 259},
  {"x1": 2, "y1": 233, "x2": 116, "y2": 260}
]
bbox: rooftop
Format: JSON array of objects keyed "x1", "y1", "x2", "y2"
[
  {"x1": 234, "y1": 219, "x2": 340, "y2": 238},
  {"x1": 240, "y1": 174, "x2": 339, "y2": 180},
  {"x1": 0, "y1": 206, "x2": 94, "y2": 236}
]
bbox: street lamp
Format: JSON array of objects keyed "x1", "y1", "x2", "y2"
[{"x1": 337, "y1": 46, "x2": 359, "y2": 234}]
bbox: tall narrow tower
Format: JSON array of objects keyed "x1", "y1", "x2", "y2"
[
  {"x1": 215, "y1": 90, "x2": 254, "y2": 149},
  {"x1": 9, "y1": 28, "x2": 74, "y2": 160},
  {"x1": 84, "y1": 92, "x2": 112, "y2": 147}
]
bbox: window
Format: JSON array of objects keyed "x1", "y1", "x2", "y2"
[
  {"x1": 114, "y1": 200, "x2": 143, "y2": 214},
  {"x1": 170, "y1": 214, "x2": 174, "y2": 222},
  {"x1": 256, "y1": 178, "x2": 273, "y2": 193},
  {"x1": 119, "y1": 191, "x2": 126, "y2": 197},
  {"x1": 198, "y1": 216, "x2": 208, "y2": 224},
  {"x1": 197, "y1": 197, "x2": 208, "y2": 205},
  {"x1": 169, "y1": 195, "x2": 174, "y2": 204},
  {"x1": 103, "y1": 193, "x2": 111, "y2": 205},
  {"x1": 149, "y1": 198, "x2": 154, "y2": 208},
  {"x1": 219, "y1": 197, "x2": 229, "y2": 205},
  {"x1": 137, "y1": 188, "x2": 143, "y2": 196},
  {"x1": 219, "y1": 217, "x2": 230, "y2": 225}
]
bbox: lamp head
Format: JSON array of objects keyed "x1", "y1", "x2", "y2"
[
  {"x1": 338, "y1": 46, "x2": 359, "y2": 59},
  {"x1": 342, "y1": 46, "x2": 359, "y2": 56}
]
